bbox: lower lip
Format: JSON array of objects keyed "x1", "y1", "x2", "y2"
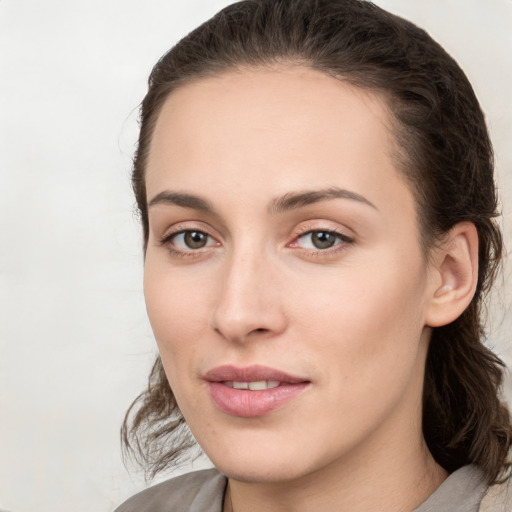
[{"x1": 207, "y1": 382, "x2": 309, "y2": 418}]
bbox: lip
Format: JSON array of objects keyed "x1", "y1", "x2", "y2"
[
  {"x1": 204, "y1": 365, "x2": 310, "y2": 418},
  {"x1": 204, "y1": 364, "x2": 308, "y2": 383}
]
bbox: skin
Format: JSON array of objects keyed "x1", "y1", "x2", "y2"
[{"x1": 143, "y1": 65, "x2": 477, "y2": 512}]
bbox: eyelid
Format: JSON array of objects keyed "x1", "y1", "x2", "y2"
[
  {"x1": 159, "y1": 224, "x2": 221, "y2": 257},
  {"x1": 293, "y1": 221, "x2": 354, "y2": 240},
  {"x1": 292, "y1": 229, "x2": 352, "y2": 246},
  {"x1": 170, "y1": 230, "x2": 218, "y2": 248},
  {"x1": 159, "y1": 220, "x2": 219, "y2": 243},
  {"x1": 287, "y1": 223, "x2": 355, "y2": 255}
]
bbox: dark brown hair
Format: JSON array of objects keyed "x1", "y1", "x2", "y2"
[{"x1": 122, "y1": 0, "x2": 511, "y2": 484}]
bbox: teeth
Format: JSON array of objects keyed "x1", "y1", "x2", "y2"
[
  {"x1": 227, "y1": 380, "x2": 281, "y2": 390},
  {"x1": 248, "y1": 381, "x2": 267, "y2": 391}
]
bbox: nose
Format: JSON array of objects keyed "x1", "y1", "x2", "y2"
[{"x1": 211, "y1": 248, "x2": 288, "y2": 343}]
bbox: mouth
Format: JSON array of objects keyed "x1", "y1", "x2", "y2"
[
  {"x1": 223, "y1": 380, "x2": 281, "y2": 390},
  {"x1": 204, "y1": 365, "x2": 310, "y2": 418}
]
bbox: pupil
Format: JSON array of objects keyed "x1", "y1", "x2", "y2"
[
  {"x1": 184, "y1": 231, "x2": 207, "y2": 248},
  {"x1": 312, "y1": 231, "x2": 335, "y2": 249}
]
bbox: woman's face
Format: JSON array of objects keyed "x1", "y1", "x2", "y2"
[{"x1": 144, "y1": 66, "x2": 438, "y2": 483}]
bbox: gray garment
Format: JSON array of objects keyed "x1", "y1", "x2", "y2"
[
  {"x1": 114, "y1": 465, "x2": 493, "y2": 512},
  {"x1": 114, "y1": 469, "x2": 226, "y2": 512},
  {"x1": 413, "y1": 465, "x2": 486, "y2": 512}
]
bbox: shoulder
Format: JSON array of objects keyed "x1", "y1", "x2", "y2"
[
  {"x1": 480, "y1": 478, "x2": 512, "y2": 512},
  {"x1": 414, "y1": 465, "x2": 486, "y2": 512},
  {"x1": 413, "y1": 465, "x2": 512, "y2": 512},
  {"x1": 114, "y1": 468, "x2": 227, "y2": 512}
]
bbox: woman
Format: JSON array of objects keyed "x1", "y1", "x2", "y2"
[{"x1": 116, "y1": 0, "x2": 512, "y2": 510}]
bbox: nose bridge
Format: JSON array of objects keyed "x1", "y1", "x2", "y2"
[{"x1": 212, "y1": 240, "x2": 286, "y2": 342}]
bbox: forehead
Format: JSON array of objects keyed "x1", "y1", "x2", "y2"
[
  {"x1": 149, "y1": 66, "x2": 394, "y2": 166},
  {"x1": 146, "y1": 65, "x2": 410, "y2": 214}
]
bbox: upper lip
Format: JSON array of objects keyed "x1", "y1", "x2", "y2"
[{"x1": 204, "y1": 364, "x2": 309, "y2": 384}]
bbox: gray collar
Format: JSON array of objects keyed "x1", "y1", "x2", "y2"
[{"x1": 413, "y1": 465, "x2": 486, "y2": 512}]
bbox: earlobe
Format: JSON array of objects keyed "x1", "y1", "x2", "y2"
[{"x1": 425, "y1": 222, "x2": 479, "y2": 327}]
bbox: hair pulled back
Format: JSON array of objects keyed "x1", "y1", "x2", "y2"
[{"x1": 122, "y1": 0, "x2": 511, "y2": 484}]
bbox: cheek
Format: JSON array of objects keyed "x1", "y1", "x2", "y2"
[
  {"x1": 143, "y1": 262, "x2": 214, "y2": 415},
  {"x1": 143, "y1": 253, "x2": 212, "y2": 368},
  {"x1": 290, "y1": 254, "x2": 429, "y2": 387},
  {"x1": 293, "y1": 256, "x2": 426, "y2": 334}
]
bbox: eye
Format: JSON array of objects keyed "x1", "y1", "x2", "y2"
[
  {"x1": 168, "y1": 230, "x2": 217, "y2": 250},
  {"x1": 295, "y1": 230, "x2": 350, "y2": 250}
]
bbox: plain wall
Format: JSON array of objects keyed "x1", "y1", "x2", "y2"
[{"x1": 1, "y1": 1, "x2": 511, "y2": 511}]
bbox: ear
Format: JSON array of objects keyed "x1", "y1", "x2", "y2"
[{"x1": 425, "y1": 222, "x2": 479, "y2": 327}]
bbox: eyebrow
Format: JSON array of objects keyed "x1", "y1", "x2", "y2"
[
  {"x1": 148, "y1": 191, "x2": 212, "y2": 211},
  {"x1": 269, "y1": 187, "x2": 377, "y2": 214},
  {"x1": 147, "y1": 187, "x2": 377, "y2": 214}
]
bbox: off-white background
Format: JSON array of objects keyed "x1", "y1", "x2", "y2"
[{"x1": 1, "y1": 1, "x2": 511, "y2": 511}]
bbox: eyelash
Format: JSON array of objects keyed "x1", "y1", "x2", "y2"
[
  {"x1": 159, "y1": 227, "x2": 354, "y2": 258},
  {"x1": 159, "y1": 229, "x2": 218, "y2": 259},
  {"x1": 291, "y1": 228, "x2": 354, "y2": 255}
]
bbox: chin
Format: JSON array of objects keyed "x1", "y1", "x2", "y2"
[
  {"x1": 201, "y1": 435, "x2": 329, "y2": 485},
  {"x1": 213, "y1": 458, "x2": 310, "y2": 484}
]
